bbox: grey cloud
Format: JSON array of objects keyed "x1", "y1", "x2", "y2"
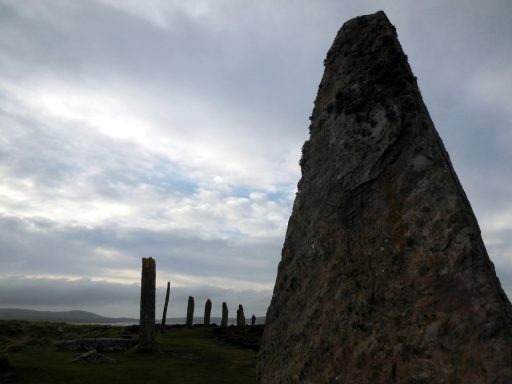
[
  {"x1": 0, "y1": 99, "x2": 192, "y2": 198},
  {"x1": 0, "y1": 0, "x2": 511, "y2": 315},
  {"x1": 0, "y1": 276, "x2": 138, "y2": 306},
  {"x1": 0, "y1": 216, "x2": 282, "y2": 283},
  {"x1": 0, "y1": 0, "x2": 316, "y2": 146},
  {"x1": 0, "y1": 276, "x2": 271, "y2": 318}
]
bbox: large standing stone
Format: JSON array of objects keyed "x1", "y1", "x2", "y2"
[
  {"x1": 161, "y1": 281, "x2": 170, "y2": 334},
  {"x1": 258, "y1": 11, "x2": 512, "y2": 383},
  {"x1": 236, "y1": 305, "x2": 245, "y2": 327},
  {"x1": 221, "y1": 302, "x2": 228, "y2": 327},
  {"x1": 204, "y1": 299, "x2": 212, "y2": 325},
  {"x1": 139, "y1": 257, "x2": 155, "y2": 351},
  {"x1": 186, "y1": 296, "x2": 194, "y2": 327}
]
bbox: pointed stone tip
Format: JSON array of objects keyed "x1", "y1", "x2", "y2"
[
  {"x1": 344, "y1": 10, "x2": 392, "y2": 28},
  {"x1": 310, "y1": 9, "x2": 415, "y2": 128},
  {"x1": 370, "y1": 10, "x2": 389, "y2": 21},
  {"x1": 328, "y1": 9, "x2": 397, "y2": 58}
]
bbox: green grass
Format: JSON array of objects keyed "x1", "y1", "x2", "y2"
[{"x1": 0, "y1": 321, "x2": 258, "y2": 383}]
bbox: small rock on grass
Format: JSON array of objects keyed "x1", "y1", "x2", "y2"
[{"x1": 71, "y1": 349, "x2": 116, "y2": 364}]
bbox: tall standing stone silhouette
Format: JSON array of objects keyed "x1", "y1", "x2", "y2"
[
  {"x1": 236, "y1": 305, "x2": 245, "y2": 326},
  {"x1": 204, "y1": 298, "x2": 212, "y2": 325},
  {"x1": 161, "y1": 281, "x2": 170, "y2": 334},
  {"x1": 258, "y1": 11, "x2": 512, "y2": 383},
  {"x1": 186, "y1": 296, "x2": 194, "y2": 327},
  {"x1": 221, "y1": 302, "x2": 228, "y2": 327},
  {"x1": 139, "y1": 257, "x2": 155, "y2": 351}
]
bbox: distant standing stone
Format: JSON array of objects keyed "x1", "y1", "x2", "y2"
[
  {"x1": 221, "y1": 302, "x2": 228, "y2": 327},
  {"x1": 236, "y1": 304, "x2": 245, "y2": 326},
  {"x1": 204, "y1": 298, "x2": 212, "y2": 325},
  {"x1": 139, "y1": 257, "x2": 155, "y2": 351},
  {"x1": 161, "y1": 281, "x2": 171, "y2": 334},
  {"x1": 186, "y1": 296, "x2": 194, "y2": 327},
  {"x1": 251, "y1": 314, "x2": 256, "y2": 326}
]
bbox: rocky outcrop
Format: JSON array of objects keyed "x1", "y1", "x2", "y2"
[{"x1": 258, "y1": 10, "x2": 512, "y2": 383}]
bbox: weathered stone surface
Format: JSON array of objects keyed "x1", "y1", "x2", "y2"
[
  {"x1": 71, "y1": 349, "x2": 116, "y2": 363},
  {"x1": 221, "y1": 302, "x2": 228, "y2": 327},
  {"x1": 186, "y1": 296, "x2": 194, "y2": 327},
  {"x1": 258, "y1": 10, "x2": 512, "y2": 384},
  {"x1": 204, "y1": 299, "x2": 212, "y2": 325},
  {"x1": 139, "y1": 257, "x2": 155, "y2": 351},
  {"x1": 161, "y1": 281, "x2": 170, "y2": 334},
  {"x1": 236, "y1": 305, "x2": 245, "y2": 327},
  {"x1": 54, "y1": 338, "x2": 136, "y2": 352}
]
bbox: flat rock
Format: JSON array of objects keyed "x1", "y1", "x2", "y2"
[
  {"x1": 71, "y1": 349, "x2": 116, "y2": 364},
  {"x1": 258, "y1": 10, "x2": 512, "y2": 384},
  {"x1": 54, "y1": 338, "x2": 136, "y2": 352}
]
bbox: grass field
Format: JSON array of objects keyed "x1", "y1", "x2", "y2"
[{"x1": 0, "y1": 320, "x2": 262, "y2": 383}]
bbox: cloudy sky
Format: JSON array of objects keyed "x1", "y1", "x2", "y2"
[{"x1": 0, "y1": 0, "x2": 511, "y2": 318}]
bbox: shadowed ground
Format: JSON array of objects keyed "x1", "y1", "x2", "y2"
[{"x1": 0, "y1": 320, "x2": 259, "y2": 383}]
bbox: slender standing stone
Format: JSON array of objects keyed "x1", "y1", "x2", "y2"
[
  {"x1": 160, "y1": 281, "x2": 170, "y2": 334},
  {"x1": 139, "y1": 257, "x2": 155, "y2": 351},
  {"x1": 221, "y1": 302, "x2": 228, "y2": 327},
  {"x1": 186, "y1": 296, "x2": 194, "y2": 327},
  {"x1": 251, "y1": 314, "x2": 256, "y2": 326},
  {"x1": 204, "y1": 299, "x2": 212, "y2": 325},
  {"x1": 236, "y1": 304, "x2": 245, "y2": 326}
]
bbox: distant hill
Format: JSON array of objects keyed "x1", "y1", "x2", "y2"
[
  {"x1": 0, "y1": 308, "x2": 136, "y2": 324},
  {"x1": 0, "y1": 308, "x2": 266, "y2": 325}
]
